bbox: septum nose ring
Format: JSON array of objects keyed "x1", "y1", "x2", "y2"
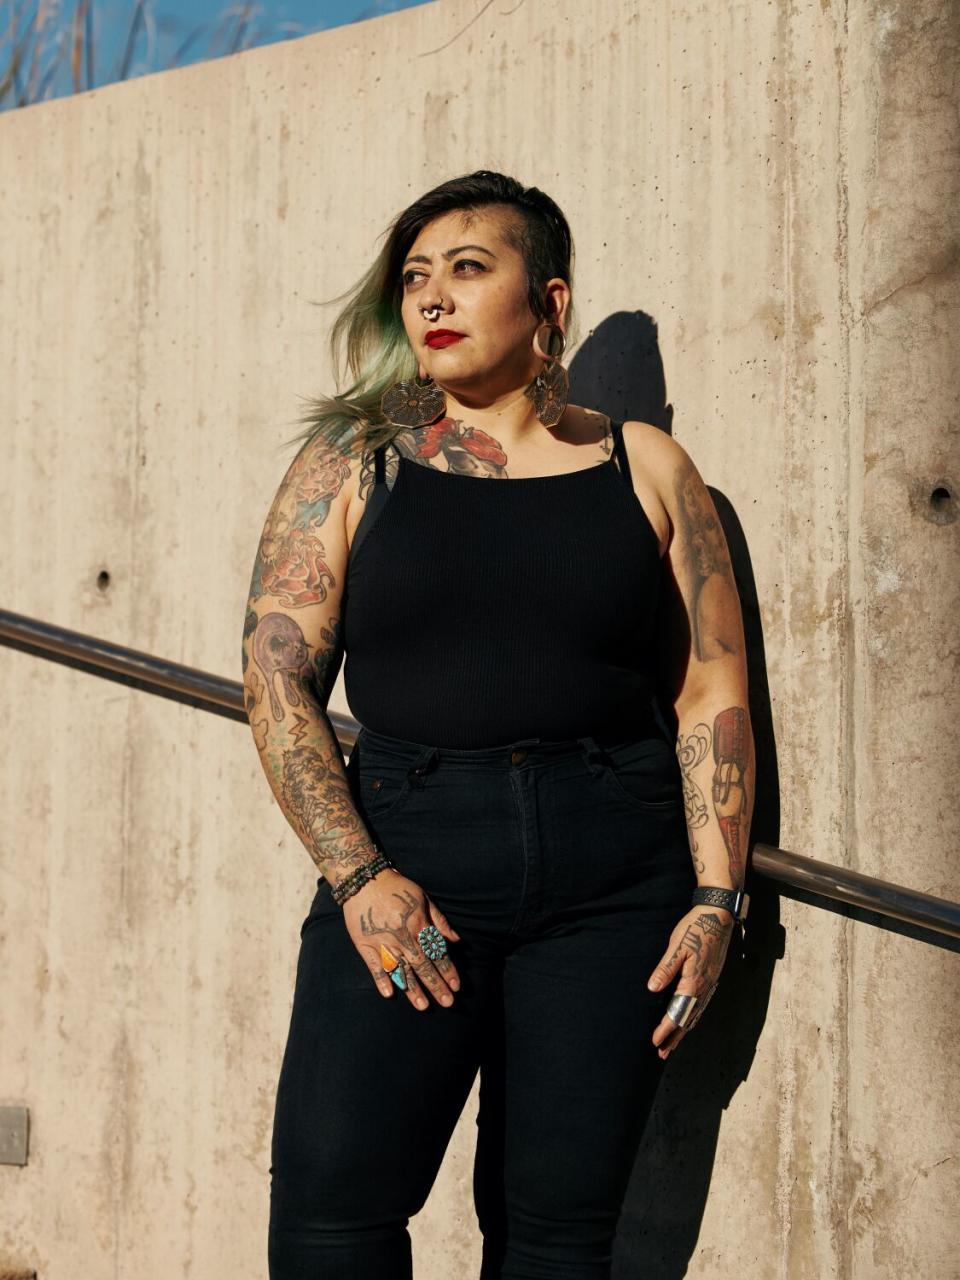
[{"x1": 422, "y1": 303, "x2": 442, "y2": 322}]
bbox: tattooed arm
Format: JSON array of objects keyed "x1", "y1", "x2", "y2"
[
  {"x1": 241, "y1": 431, "x2": 380, "y2": 891},
  {"x1": 242, "y1": 431, "x2": 463, "y2": 1011},
  {"x1": 652, "y1": 435, "x2": 754, "y2": 898},
  {"x1": 621, "y1": 423, "x2": 755, "y2": 1058}
]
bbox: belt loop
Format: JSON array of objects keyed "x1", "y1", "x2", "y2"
[
  {"x1": 577, "y1": 735, "x2": 609, "y2": 778},
  {"x1": 407, "y1": 744, "x2": 439, "y2": 788}
]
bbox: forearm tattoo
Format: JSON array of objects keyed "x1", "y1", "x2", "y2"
[
  {"x1": 242, "y1": 439, "x2": 368, "y2": 883},
  {"x1": 279, "y1": 739, "x2": 374, "y2": 881},
  {"x1": 667, "y1": 457, "x2": 752, "y2": 886},
  {"x1": 676, "y1": 706, "x2": 751, "y2": 887},
  {"x1": 711, "y1": 706, "x2": 749, "y2": 886},
  {"x1": 677, "y1": 723, "x2": 711, "y2": 873}
]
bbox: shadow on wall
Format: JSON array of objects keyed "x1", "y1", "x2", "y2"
[{"x1": 570, "y1": 310, "x2": 786, "y2": 1278}]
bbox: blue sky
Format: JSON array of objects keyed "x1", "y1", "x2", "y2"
[{"x1": 2, "y1": 0, "x2": 430, "y2": 108}]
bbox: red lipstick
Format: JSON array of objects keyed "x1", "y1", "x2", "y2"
[{"x1": 425, "y1": 330, "x2": 466, "y2": 348}]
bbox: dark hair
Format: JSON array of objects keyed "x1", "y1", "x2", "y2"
[
  {"x1": 386, "y1": 170, "x2": 574, "y2": 327},
  {"x1": 284, "y1": 170, "x2": 576, "y2": 455}
]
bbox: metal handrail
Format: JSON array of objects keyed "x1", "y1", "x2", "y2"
[
  {"x1": 3, "y1": 606, "x2": 957, "y2": 943},
  {"x1": 0, "y1": 606, "x2": 357, "y2": 746}
]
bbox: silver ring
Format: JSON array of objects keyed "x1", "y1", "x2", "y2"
[{"x1": 665, "y1": 992, "x2": 698, "y2": 1028}]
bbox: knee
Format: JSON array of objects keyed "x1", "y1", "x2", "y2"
[{"x1": 493, "y1": 1166, "x2": 621, "y2": 1278}]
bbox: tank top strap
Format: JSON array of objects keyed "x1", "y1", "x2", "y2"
[
  {"x1": 351, "y1": 438, "x2": 395, "y2": 560},
  {"x1": 610, "y1": 419, "x2": 633, "y2": 490},
  {"x1": 373, "y1": 436, "x2": 403, "y2": 487}
]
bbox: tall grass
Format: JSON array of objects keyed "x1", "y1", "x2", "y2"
[{"x1": 0, "y1": 0, "x2": 307, "y2": 110}]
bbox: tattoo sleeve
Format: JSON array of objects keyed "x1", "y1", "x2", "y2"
[
  {"x1": 676, "y1": 705, "x2": 752, "y2": 888},
  {"x1": 664, "y1": 453, "x2": 754, "y2": 888},
  {"x1": 241, "y1": 436, "x2": 377, "y2": 887}
]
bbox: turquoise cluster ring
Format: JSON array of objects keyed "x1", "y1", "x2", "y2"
[{"x1": 417, "y1": 923, "x2": 448, "y2": 961}]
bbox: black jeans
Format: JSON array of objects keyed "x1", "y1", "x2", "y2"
[{"x1": 268, "y1": 724, "x2": 695, "y2": 1279}]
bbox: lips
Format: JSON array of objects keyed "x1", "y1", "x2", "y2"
[{"x1": 425, "y1": 330, "x2": 466, "y2": 348}]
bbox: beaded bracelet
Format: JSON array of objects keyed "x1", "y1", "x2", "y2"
[{"x1": 330, "y1": 850, "x2": 395, "y2": 907}]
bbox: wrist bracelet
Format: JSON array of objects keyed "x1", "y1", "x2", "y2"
[
  {"x1": 330, "y1": 850, "x2": 394, "y2": 907},
  {"x1": 691, "y1": 885, "x2": 750, "y2": 938}
]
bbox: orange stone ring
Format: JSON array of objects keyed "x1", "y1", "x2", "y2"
[{"x1": 380, "y1": 944, "x2": 408, "y2": 992}]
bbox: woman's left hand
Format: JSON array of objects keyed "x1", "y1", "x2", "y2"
[{"x1": 647, "y1": 907, "x2": 735, "y2": 1059}]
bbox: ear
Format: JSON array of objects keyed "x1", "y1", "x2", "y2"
[{"x1": 541, "y1": 276, "x2": 571, "y2": 331}]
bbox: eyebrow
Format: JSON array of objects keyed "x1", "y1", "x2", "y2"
[{"x1": 401, "y1": 244, "x2": 497, "y2": 269}]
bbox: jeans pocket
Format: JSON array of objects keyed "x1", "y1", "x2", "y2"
[
  {"x1": 601, "y1": 738, "x2": 685, "y2": 815},
  {"x1": 359, "y1": 760, "x2": 413, "y2": 822}
]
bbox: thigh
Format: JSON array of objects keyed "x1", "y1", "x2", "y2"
[
  {"x1": 489, "y1": 741, "x2": 696, "y2": 1270},
  {"x1": 498, "y1": 913, "x2": 676, "y2": 1225},
  {"x1": 269, "y1": 901, "x2": 490, "y2": 1227}
]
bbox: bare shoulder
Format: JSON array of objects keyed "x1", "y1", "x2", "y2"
[
  {"x1": 620, "y1": 420, "x2": 704, "y2": 512},
  {"x1": 621, "y1": 420, "x2": 735, "y2": 597}
]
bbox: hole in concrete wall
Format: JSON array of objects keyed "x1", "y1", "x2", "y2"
[
  {"x1": 913, "y1": 478, "x2": 957, "y2": 525},
  {"x1": 930, "y1": 485, "x2": 953, "y2": 512},
  {"x1": 97, "y1": 570, "x2": 111, "y2": 591}
]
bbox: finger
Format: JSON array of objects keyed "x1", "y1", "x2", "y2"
[
  {"x1": 657, "y1": 1025, "x2": 686, "y2": 1059},
  {"x1": 654, "y1": 1013, "x2": 691, "y2": 1058},
  {"x1": 647, "y1": 946, "x2": 683, "y2": 992},
  {"x1": 402, "y1": 963, "x2": 431, "y2": 1011},
  {"x1": 684, "y1": 981, "x2": 718, "y2": 1033},
  {"x1": 431, "y1": 949, "x2": 461, "y2": 991},
  {"x1": 406, "y1": 950, "x2": 456, "y2": 1008},
  {"x1": 649, "y1": 922, "x2": 704, "y2": 992},
  {"x1": 651, "y1": 1009, "x2": 690, "y2": 1048},
  {"x1": 426, "y1": 902, "x2": 461, "y2": 991},
  {"x1": 357, "y1": 942, "x2": 400, "y2": 999},
  {"x1": 651, "y1": 982, "x2": 701, "y2": 1047},
  {"x1": 364, "y1": 957, "x2": 398, "y2": 999},
  {"x1": 655, "y1": 981, "x2": 719, "y2": 1056},
  {"x1": 428, "y1": 899, "x2": 461, "y2": 942}
]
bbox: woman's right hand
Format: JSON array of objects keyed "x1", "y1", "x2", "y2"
[{"x1": 341, "y1": 868, "x2": 462, "y2": 1010}]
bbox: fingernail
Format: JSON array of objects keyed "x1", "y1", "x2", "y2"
[
  {"x1": 649, "y1": 978, "x2": 661, "y2": 990},
  {"x1": 449, "y1": 980, "x2": 460, "y2": 990}
]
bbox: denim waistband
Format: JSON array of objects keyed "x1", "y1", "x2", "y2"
[{"x1": 353, "y1": 722, "x2": 668, "y2": 773}]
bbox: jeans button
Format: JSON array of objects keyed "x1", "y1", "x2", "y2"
[{"x1": 511, "y1": 749, "x2": 527, "y2": 765}]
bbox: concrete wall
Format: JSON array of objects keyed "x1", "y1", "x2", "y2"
[{"x1": 2, "y1": 0, "x2": 958, "y2": 1275}]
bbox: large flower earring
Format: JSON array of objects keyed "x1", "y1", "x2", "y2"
[
  {"x1": 526, "y1": 322, "x2": 569, "y2": 428},
  {"x1": 380, "y1": 362, "x2": 446, "y2": 428}
]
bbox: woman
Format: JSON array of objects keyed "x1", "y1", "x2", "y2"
[{"x1": 242, "y1": 170, "x2": 754, "y2": 1279}]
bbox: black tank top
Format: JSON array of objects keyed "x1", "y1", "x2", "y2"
[{"x1": 340, "y1": 420, "x2": 663, "y2": 748}]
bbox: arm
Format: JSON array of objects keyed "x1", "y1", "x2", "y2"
[
  {"x1": 241, "y1": 430, "x2": 462, "y2": 1011},
  {"x1": 241, "y1": 431, "x2": 379, "y2": 891},
  {"x1": 628, "y1": 424, "x2": 755, "y2": 1057},
  {"x1": 656, "y1": 446, "x2": 754, "y2": 898}
]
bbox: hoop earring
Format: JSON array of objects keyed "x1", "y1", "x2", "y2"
[
  {"x1": 526, "y1": 321, "x2": 569, "y2": 428},
  {"x1": 380, "y1": 368, "x2": 446, "y2": 428}
]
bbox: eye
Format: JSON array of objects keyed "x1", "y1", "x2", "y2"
[{"x1": 401, "y1": 259, "x2": 486, "y2": 288}]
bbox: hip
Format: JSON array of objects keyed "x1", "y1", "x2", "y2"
[{"x1": 309, "y1": 724, "x2": 697, "y2": 939}]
